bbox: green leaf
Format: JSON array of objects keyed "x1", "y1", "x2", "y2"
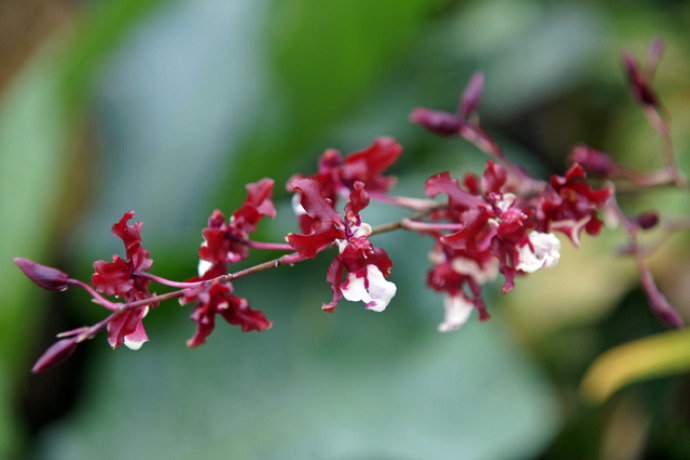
[{"x1": 219, "y1": 0, "x2": 451, "y2": 207}]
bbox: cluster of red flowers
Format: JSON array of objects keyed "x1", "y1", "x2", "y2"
[
  {"x1": 14, "y1": 38, "x2": 685, "y2": 373},
  {"x1": 180, "y1": 178, "x2": 276, "y2": 347},
  {"x1": 419, "y1": 159, "x2": 611, "y2": 330}
]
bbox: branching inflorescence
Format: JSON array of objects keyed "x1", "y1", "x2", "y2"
[{"x1": 15, "y1": 38, "x2": 688, "y2": 373}]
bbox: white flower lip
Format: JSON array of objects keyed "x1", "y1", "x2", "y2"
[
  {"x1": 123, "y1": 306, "x2": 150, "y2": 350},
  {"x1": 516, "y1": 232, "x2": 561, "y2": 273},
  {"x1": 198, "y1": 258, "x2": 213, "y2": 277},
  {"x1": 291, "y1": 193, "x2": 307, "y2": 216},
  {"x1": 341, "y1": 265, "x2": 396, "y2": 312},
  {"x1": 438, "y1": 295, "x2": 474, "y2": 332},
  {"x1": 351, "y1": 222, "x2": 372, "y2": 238}
]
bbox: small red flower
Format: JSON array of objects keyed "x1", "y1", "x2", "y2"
[
  {"x1": 287, "y1": 178, "x2": 396, "y2": 312},
  {"x1": 537, "y1": 164, "x2": 612, "y2": 247},
  {"x1": 182, "y1": 282, "x2": 271, "y2": 347},
  {"x1": 91, "y1": 212, "x2": 153, "y2": 299},
  {"x1": 426, "y1": 242, "x2": 495, "y2": 328},
  {"x1": 286, "y1": 176, "x2": 345, "y2": 258},
  {"x1": 184, "y1": 179, "x2": 276, "y2": 345},
  {"x1": 199, "y1": 178, "x2": 276, "y2": 267},
  {"x1": 91, "y1": 212, "x2": 156, "y2": 350},
  {"x1": 289, "y1": 137, "x2": 402, "y2": 233},
  {"x1": 423, "y1": 161, "x2": 565, "y2": 328}
]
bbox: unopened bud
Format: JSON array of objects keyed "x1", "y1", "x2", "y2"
[
  {"x1": 637, "y1": 211, "x2": 659, "y2": 230},
  {"x1": 621, "y1": 50, "x2": 658, "y2": 107},
  {"x1": 14, "y1": 258, "x2": 69, "y2": 291},
  {"x1": 459, "y1": 72, "x2": 485, "y2": 118},
  {"x1": 410, "y1": 108, "x2": 462, "y2": 136},
  {"x1": 32, "y1": 338, "x2": 79, "y2": 373},
  {"x1": 570, "y1": 144, "x2": 619, "y2": 177}
]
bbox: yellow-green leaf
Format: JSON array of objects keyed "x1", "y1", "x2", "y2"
[{"x1": 580, "y1": 329, "x2": 690, "y2": 405}]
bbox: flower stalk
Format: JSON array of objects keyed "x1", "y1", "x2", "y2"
[{"x1": 15, "y1": 37, "x2": 688, "y2": 373}]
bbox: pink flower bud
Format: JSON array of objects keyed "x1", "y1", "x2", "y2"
[
  {"x1": 14, "y1": 258, "x2": 69, "y2": 291},
  {"x1": 569, "y1": 144, "x2": 619, "y2": 177},
  {"x1": 32, "y1": 338, "x2": 79, "y2": 373},
  {"x1": 410, "y1": 107, "x2": 463, "y2": 136},
  {"x1": 459, "y1": 72, "x2": 485, "y2": 118},
  {"x1": 621, "y1": 50, "x2": 658, "y2": 107}
]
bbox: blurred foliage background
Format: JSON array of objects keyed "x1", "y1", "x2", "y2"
[{"x1": 1, "y1": 0, "x2": 689, "y2": 458}]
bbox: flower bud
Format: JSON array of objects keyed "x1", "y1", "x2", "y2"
[
  {"x1": 621, "y1": 50, "x2": 658, "y2": 107},
  {"x1": 410, "y1": 108, "x2": 462, "y2": 136},
  {"x1": 637, "y1": 211, "x2": 659, "y2": 230},
  {"x1": 569, "y1": 144, "x2": 619, "y2": 177},
  {"x1": 32, "y1": 338, "x2": 79, "y2": 373},
  {"x1": 459, "y1": 72, "x2": 484, "y2": 118},
  {"x1": 14, "y1": 258, "x2": 69, "y2": 291}
]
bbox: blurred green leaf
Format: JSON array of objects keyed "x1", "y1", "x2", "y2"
[
  {"x1": 0, "y1": 0, "x2": 170, "y2": 376},
  {"x1": 0, "y1": 0, "x2": 171, "y2": 455},
  {"x1": 580, "y1": 329, "x2": 690, "y2": 405},
  {"x1": 220, "y1": 0, "x2": 451, "y2": 205}
]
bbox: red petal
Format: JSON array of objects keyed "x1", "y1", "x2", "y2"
[
  {"x1": 111, "y1": 212, "x2": 152, "y2": 272},
  {"x1": 287, "y1": 177, "x2": 342, "y2": 224},
  {"x1": 92, "y1": 256, "x2": 133, "y2": 297},
  {"x1": 220, "y1": 296, "x2": 272, "y2": 332},
  {"x1": 107, "y1": 308, "x2": 146, "y2": 349},
  {"x1": 199, "y1": 227, "x2": 231, "y2": 263},
  {"x1": 342, "y1": 137, "x2": 403, "y2": 181},
  {"x1": 322, "y1": 257, "x2": 345, "y2": 312},
  {"x1": 426, "y1": 172, "x2": 487, "y2": 210},
  {"x1": 286, "y1": 222, "x2": 344, "y2": 258},
  {"x1": 481, "y1": 160, "x2": 507, "y2": 194},
  {"x1": 344, "y1": 182, "x2": 370, "y2": 217}
]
